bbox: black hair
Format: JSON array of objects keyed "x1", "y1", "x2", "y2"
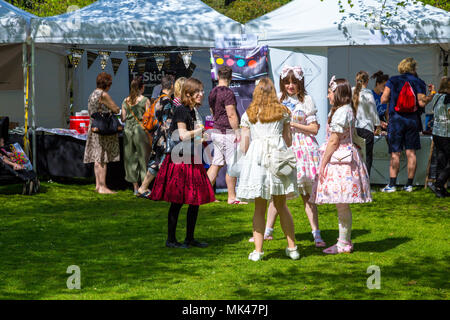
[{"x1": 371, "y1": 70, "x2": 389, "y2": 85}]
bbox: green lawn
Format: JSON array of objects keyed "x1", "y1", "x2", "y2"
[{"x1": 0, "y1": 182, "x2": 448, "y2": 300}]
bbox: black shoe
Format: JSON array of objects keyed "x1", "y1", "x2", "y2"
[
  {"x1": 183, "y1": 239, "x2": 208, "y2": 248},
  {"x1": 428, "y1": 182, "x2": 437, "y2": 194},
  {"x1": 165, "y1": 240, "x2": 187, "y2": 248},
  {"x1": 435, "y1": 187, "x2": 449, "y2": 198}
]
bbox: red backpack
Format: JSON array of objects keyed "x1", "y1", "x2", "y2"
[{"x1": 394, "y1": 81, "x2": 417, "y2": 113}]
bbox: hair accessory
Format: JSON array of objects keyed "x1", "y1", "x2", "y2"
[
  {"x1": 281, "y1": 65, "x2": 304, "y2": 81},
  {"x1": 255, "y1": 79, "x2": 261, "y2": 85},
  {"x1": 329, "y1": 75, "x2": 337, "y2": 92}
]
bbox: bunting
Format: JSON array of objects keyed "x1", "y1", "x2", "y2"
[
  {"x1": 111, "y1": 58, "x2": 122, "y2": 75},
  {"x1": 87, "y1": 51, "x2": 98, "y2": 69},
  {"x1": 98, "y1": 51, "x2": 111, "y2": 70}
]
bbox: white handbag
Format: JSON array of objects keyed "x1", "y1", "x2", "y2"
[{"x1": 330, "y1": 147, "x2": 352, "y2": 164}]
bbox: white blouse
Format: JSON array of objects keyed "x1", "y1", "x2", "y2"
[
  {"x1": 279, "y1": 93, "x2": 318, "y2": 124},
  {"x1": 328, "y1": 104, "x2": 354, "y2": 134},
  {"x1": 353, "y1": 87, "x2": 380, "y2": 132}
]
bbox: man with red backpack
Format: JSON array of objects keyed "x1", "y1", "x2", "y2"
[{"x1": 380, "y1": 57, "x2": 434, "y2": 193}]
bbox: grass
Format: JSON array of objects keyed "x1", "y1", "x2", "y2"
[{"x1": 0, "y1": 181, "x2": 449, "y2": 300}]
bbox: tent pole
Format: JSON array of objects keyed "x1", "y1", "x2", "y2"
[
  {"x1": 31, "y1": 40, "x2": 36, "y2": 173},
  {"x1": 22, "y1": 42, "x2": 29, "y2": 154}
]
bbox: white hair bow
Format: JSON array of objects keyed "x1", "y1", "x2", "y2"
[
  {"x1": 329, "y1": 75, "x2": 337, "y2": 92},
  {"x1": 281, "y1": 65, "x2": 304, "y2": 81}
]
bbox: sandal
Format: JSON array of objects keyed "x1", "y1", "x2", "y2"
[
  {"x1": 323, "y1": 239, "x2": 353, "y2": 254},
  {"x1": 137, "y1": 191, "x2": 152, "y2": 199},
  {"x1": 314, "y1": 236, "x2": 327, "y2": 248},
  {"x1": 228, "y1": 199, "x2": 248, "y2": 205}
]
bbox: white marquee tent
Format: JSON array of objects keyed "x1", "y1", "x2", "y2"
[
  {"x1": 245, "y1": 0, "x2": 449, "y2": 185},
  {"x1": 245, "y1": 0, "x2": 449, "y2": 141},
  {"x1": 2, "y1": 0, "x2": 242, "y2": 128},
  {"x1": 0, "y1": 0, "x2": 34, "y2": 43},
  {"x1": 0, "y1": 0, "x2": 37, "y2": 156},
  {"x1": 31, "y1": 0, "x2": 243, "y2": 47}
]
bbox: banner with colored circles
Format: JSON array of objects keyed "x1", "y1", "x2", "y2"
[{"x1": 210, "y1": 46, "x2": 269, "y2": 81}]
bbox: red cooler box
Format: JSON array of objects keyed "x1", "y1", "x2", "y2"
[{"x1": 70, "y1": 116, "x2": 90, "y2": 134}]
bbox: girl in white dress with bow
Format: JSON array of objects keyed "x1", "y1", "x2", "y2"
[
  {"x1": 237, "y1": 78, "x2": 300, "y2": 261},
  {"x1": 249, "y1": 66, "x2": 326, "y2": 247}
]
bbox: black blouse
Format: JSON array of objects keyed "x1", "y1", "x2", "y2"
[{"x1": 170, "y1": 105, "x2": 197, "y2": 133}]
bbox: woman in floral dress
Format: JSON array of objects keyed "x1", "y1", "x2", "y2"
[{"x1": 310, "y1": 76, "x2": 372, "y2": 254}]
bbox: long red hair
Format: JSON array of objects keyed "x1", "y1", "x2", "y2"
[{"x1": 247, "y1": 78, "x2": 290, "y2": 124}]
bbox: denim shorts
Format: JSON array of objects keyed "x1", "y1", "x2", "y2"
[
  {"x1": 147, "y1": 154, "x2": 166, "y2": 176},
  {"x1": 387, "y1": 113, "x2": 421, "y2": 153}
]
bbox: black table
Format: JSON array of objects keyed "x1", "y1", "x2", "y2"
[{"x1": 9, "y1": 133, "x2": 129, "y2": 189}]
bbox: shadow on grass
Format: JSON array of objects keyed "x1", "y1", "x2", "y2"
[
  {"x1": 233, "y1": 254, "x2": 450, "y2": 299},
  {"x1": 263, "y1": 235, "x2": 412, "y2": 261}
]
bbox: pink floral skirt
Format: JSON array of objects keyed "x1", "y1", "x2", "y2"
[{"x1": 310, "y1": 144, "x2": 372, "y2": 204}]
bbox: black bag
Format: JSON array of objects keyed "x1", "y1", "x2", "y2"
[
  {"x1": 165, "y1": 132, "x2": 197, "y2": 156},
  {"x1": 90, "y1": 112, "x2": 123, "y2": 135}
]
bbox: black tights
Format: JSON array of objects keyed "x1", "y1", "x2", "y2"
[{"x1": 167, "y1": 202, "x2": 199, "y2": 243}]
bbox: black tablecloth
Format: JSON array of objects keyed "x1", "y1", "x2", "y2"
[{"x1": 9, "y1": 133, "x2": 129, "y2": 189}]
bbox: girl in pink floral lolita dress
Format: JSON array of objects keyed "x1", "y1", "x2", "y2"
[{"x1": 310, "y1": 77, "x2": 372, "y2": 254}]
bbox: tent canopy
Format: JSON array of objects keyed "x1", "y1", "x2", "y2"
[
  {"x1": 245, "y1": 0, "x2": 450, "y2": 47},
  {"x1": 31, "y1": 0, "x2": 243, "y2": 47},
  {"x1": 0, "y1": 0, "x2": 36, "y2": 43}
]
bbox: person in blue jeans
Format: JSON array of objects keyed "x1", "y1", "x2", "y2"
[{"x1": 380, "y1": 57, "x2": 434, "y2": 193}]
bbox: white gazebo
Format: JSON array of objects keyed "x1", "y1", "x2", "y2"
[{"x1": 245, "y1": 0, "x2": 449, "y2": 185}]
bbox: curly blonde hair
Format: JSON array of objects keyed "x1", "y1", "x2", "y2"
[
  {"x1": 247, "y1": 78, "x2": 290, "y2": 124},
  {"x1": 398, "y1": 57, "x2": 417, "y2": 74}
]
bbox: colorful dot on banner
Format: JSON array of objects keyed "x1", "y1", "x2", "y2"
[
  {"x1": 226, "y1": 59, "x2": 235, "y2": 66},
  {"x1": 248, "y1": 60, "x2": 257, "y2": 68},
  {"x1": 237, "y1": 59, "x2": 245, "y2": 67},
  {"x1": 216, "y1": 58, "x2": 224, "y2": 65}
]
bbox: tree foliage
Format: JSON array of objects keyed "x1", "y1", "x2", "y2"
[{"x1": 5, "y1": 0, "x2": 449, "y2": 21}]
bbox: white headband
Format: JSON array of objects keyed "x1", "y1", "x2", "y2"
[
  {"x1": 281, "y1": 65, "x2": 304, "y2": 81},
  {"x1": 329, "y1": 75, "x2": 337, "y2": 92}
]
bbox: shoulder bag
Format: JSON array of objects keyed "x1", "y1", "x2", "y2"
[
  {"x1": 125, "y1": 97, "x2": 153, "y2": 145},
  {"x1": 90, "y1": 91, "x2": 123, "y2": 135}
]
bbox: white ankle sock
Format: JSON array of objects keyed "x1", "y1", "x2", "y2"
[
  {"x1": 312, "y1": 229, "x2": 323, "y2": 241},
  {"x1": 264, "y1": 227, "x2": 274, "y2": 236}
]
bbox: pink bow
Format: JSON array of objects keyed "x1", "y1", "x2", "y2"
[
  {"x1": 281, "y1": 65, "x2": 304, "y2": 81},
  {"x1": 329, "y1": 75, "x2": 337, "y2": 92}
]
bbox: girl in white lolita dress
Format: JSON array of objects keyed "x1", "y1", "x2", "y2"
[
  {"x1": 310, "y1": 77, "x2": 372, "y2": 255},
  {"x1": 248, "y1": 66, "x2": 326, "y2": 248},
  {"x1": 237, "y1": 78, "x2": 300, "y2": 262}
]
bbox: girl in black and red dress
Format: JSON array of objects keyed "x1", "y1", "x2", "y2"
[{"x1": 150, "y1": 78, "x2": 215, "y2": 248}]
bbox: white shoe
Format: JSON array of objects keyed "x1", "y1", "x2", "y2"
[
  {"x1": 381, "y1": 185, "x2": 397, "y2": 193},
  {"x1": 285, "y1": 246, "x2": 300, "y2": 260},
  {"x1": 248, "y1": 250, "x2": 264, "y2": 261},
  {"x1": 402, "y1": 185, "x2": 413, "y2": 192}
]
